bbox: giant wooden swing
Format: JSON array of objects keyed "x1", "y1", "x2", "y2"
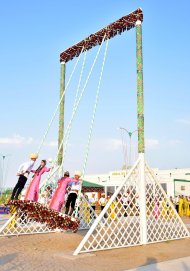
[{"x1": 0, "y1": 8, "x2": 188, "y2": 255}]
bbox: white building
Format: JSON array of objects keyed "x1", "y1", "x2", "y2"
[{"x1": 84, "y1": 168, "x2": 190, "y2": 197}]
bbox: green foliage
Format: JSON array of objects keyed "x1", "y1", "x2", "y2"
[{"x1": 0, "y1": 189, "x2": 12, "y2": 205}]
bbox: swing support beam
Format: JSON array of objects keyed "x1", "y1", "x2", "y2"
[
  {"x1": 60, "y1": 8, "x2": 143, "y2": 63},
  {"x1": 58, "y1": 8, "x2": 143, "y2": 166}
]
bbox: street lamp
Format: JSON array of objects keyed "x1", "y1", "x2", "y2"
[
  {"x1": 119, "y1": 127, "x2": 137, "y2": 167},
  {"x1": 0, "y1": 154, "x2": 11, "y2": 195}
]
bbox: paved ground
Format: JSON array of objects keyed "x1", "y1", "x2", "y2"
[
  {"x1": 0, "y1": 215, "x2": 190, "y2": 271},
  {"x1": 0, "y1": 215, "x2": 8, "y2": 227},
  {"x1": 127, "y1": 256, "x2": 190, "y2": 271},
  {"x1": 1, "y1": 232, "x2": 190, "y2": 271}
]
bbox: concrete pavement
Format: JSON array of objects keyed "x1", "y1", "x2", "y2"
[
  {"x1": 0, "y1": 214, "x2": 8, "y2": 227},
  {"x1": 127, "y1": 256, "x2": 190, "y2": 271}
]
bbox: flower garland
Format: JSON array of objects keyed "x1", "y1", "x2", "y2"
[{"x1": 7, "y1": 200, "x2": 80, "y2": 232}]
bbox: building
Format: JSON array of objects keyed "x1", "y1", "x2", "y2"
[{"x1": 84, "y1": 168, "x2": 190, "y2": 198}]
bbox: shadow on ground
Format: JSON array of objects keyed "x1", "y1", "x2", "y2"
[
  {"x1": 135, "y1": 257, "x2": 160, "y2": 271},
  {"x1": 182, "y1": 262, "x2": 190, "y2": 271},
  {"x1": 0, "y1": 253, "x2": 19, "y2": 271}
]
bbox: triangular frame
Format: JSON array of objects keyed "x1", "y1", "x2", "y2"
[{"x1": 74, "y1": 155, "x2": 189, "y2": 255}]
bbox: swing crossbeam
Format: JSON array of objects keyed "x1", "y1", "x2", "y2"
[{"x1": 60, "y1": 8, "x2": 143, "y2": 63}]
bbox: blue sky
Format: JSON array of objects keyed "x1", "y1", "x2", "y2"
[{"x1": 0, "y1": 0, "x2": 190, "y2": 188}]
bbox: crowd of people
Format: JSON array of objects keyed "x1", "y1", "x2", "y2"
[
  {"x1": 10, "y1": 153, "x2": 125, "y2": 218},
  {"x1": 8, "y1": 152, "x2": 148, "y2": 220},
  {"x1": 86, "y1": 192, "x2": 138, "y2": 219},
  {"x1": 170, "y1": 195, "x2": 190, "y2": 217},
  {"x1": 87, "y1": 193, "x2": 190, "y2": 220},
  {"x1": 9, "y1": 153, "x2": 190, "y2": 220}
]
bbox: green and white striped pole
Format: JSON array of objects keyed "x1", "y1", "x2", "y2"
[
  {"x1": 58, "y1": 62, "x2": 65, "y2": 166},
  {"x1": 136, "y1": 20, "x2": 145, "y2": 154},
  {"x1": 136, "y1": 19, "x2": 147, "y2": 245}
]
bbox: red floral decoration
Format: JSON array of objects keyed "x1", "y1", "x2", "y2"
[{"x1": 7, "y1": 200, "x2": 80, "y2": 232}]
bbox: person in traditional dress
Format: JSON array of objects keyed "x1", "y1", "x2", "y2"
[
  {"x1": 174, "y1": 195, "x2": 179, "y2": 212},
  {"x1": 186, "y1": 197, "x2": 190, "y2": 217},
  {"x1": 24, "y1": 160, "x2": 51, "y2": 202},
  {"x1": 82, "y1": 195, "x2": 91, "y2": 223},
  {"x1": 183, "y1": 196, "x2": 188, "y2": 216},
  {"x1": 152, "y1": 197, "x2": 160, "y2": 220},
  {"x1": 49, "y1": 171, "x2": 75, "y2": 212},
  {"x1": 106, "y1": 195, "x2": 117, "y2": 221},
  {"x1": 65, "y1": 171, "x2": 82, "y2": 216},
  {"x1": 89, "y1": 193, "x2": 97, "y2": 219},
  {"x1": 179, "y1": 195, "x2": 184, "y2": 217},
  {"x1": 11, "y1": 153, "x2": 38, "y2": 200},
  {"x1": 99, "y1": 193, "x2": 106, "y2": 211},
  {"x1": 89, "y1": 193, "x2": 97, "y2": 211}
]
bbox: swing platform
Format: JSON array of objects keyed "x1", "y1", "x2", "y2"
[{"x1": 7, "y1": 200, "x2": 80, "y2": 232}]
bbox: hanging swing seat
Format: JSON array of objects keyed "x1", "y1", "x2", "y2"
[{"x1": 7, "y1": 200, "x2": 80, "y2": 232}]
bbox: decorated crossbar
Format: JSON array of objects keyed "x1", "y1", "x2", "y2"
[
  {"x1": 60, "y1": 8, "x2": 143, "y2": 63},
  {"x1": 8, "y1": 200, "x2": 80, "y2": 232}
]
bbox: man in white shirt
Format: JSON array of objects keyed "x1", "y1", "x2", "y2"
[
  {"x1": 65, "y1": 171, "x2": 82, "y2": 216},
  {"x1": 11, "y1": 153, "x2": 38, "y2": 200},
  {"x1": 99, "y1": 193, "x2": 106, "y2": 211},
  {"x1": 89, "y1": 193, "x2": 97, "y2": 211}
]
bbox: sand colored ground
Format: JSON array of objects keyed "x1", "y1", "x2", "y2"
[{"x1": 0, "y1": 229, "x2": 190, "y2": 271}]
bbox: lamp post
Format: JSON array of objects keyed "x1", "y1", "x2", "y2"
[
  {"x1": 119, "y1": 127, "x2": 137, "y2": 167},
  {"x1": 0, "y1": 154, "x2": 11, "y2": 195},
  {"x1": 1, "y1": 155, "x2": 5, "y2": 195}
]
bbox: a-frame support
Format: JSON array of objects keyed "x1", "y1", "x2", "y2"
[
  {"x1": 73, "y1": 17, "x2": 189, "y2": 255},
  {"x1": 74, "y1": 155, "x2": 189, "y2": 255}
]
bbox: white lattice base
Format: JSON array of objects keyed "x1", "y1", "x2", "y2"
[
  {"x1": 0, "y1": 212, "x2": 55, "y2": 236},
  {"x1": 74, "y1": 155, "x2": 189, "y2": 255},
  {"x1": 74, "y1": 194, "x2": 97, "y2": 230},
  {"x1": 0, "y1": 194, "x2": 96, "y2": 236}
]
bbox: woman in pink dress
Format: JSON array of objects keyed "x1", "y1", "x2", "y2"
[
  {"x1": 152, "y1": 197, "x2": 160, "y2": 220},
  {"x1": 25, "y1": 160, "x2": 50, "y2": 202},
  {"x1": 49, "y1": 171, "x2": 79, "y2": 212}
]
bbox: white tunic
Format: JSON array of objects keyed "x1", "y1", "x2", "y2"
[
  {"x1": 99, "y1": 197, "x2": 106, "y2": 206},
  {"x1": 89, "y1": 197, "x2": 96, "y2": 206},
  {"x1": 69, "y1": 182, "x2": 81, "y2": 194},
  {"x1": 17, "y1": 160, "x2": 35, "y2": 177}
]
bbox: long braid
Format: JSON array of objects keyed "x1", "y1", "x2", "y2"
[{"x1": 34, "y1": 160, "x2": 46, "y2": 176}]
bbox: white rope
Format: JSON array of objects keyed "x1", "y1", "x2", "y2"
[
  {"x1": 82, "y1": 38, "x2": 109, "y2": 175},
  {"x1": 38, "y1": 49, "x2": 85, "y2": 190},
  {"x1": 41, "y1": 51, "x2": 87, "y2": 187},
  {"x1": 37, "y1": 47, "x2": 84, "y2": 154},
  {"x1": 73, "y1": 51, "x2": 88, "y2": 115},
  {"x1": 40, "y1": 38, "x2": 105, "y2": 189},
  {"x1": 75, "y1": 37, "x2": 109, "y2": 218},
  {"x1": 62, "y1": 50, "x2": 87, "y2": 164},
  {"x1": 59, "y1": 35, "x2": 107, "y2": 169}
]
